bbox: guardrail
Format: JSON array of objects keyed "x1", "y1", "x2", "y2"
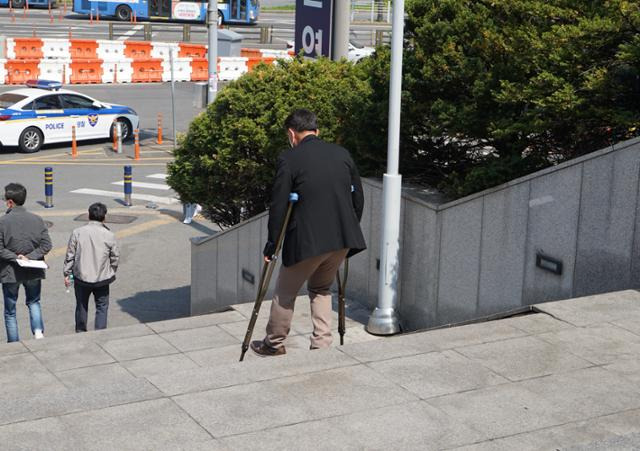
[
  {"x1": 351, "y1": 0, "x2": 392, "y2": 23},
  {"x1": 100, "y1": 23, "x2": 389, "y2": 47}
]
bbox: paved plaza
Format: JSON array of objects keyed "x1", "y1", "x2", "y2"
[{"x1": 1, "y1": 290, "x2": 639, "y2": 450}]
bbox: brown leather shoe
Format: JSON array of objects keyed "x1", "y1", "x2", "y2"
[{"x1": 250, "y1": 340, "x2": 286, "y2": 357}]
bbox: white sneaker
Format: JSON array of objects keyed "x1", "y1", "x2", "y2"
[
  {"x1": 194, "y1": 204, "x2": 202, "y2": 216},
  {"x1": 34, "y1": 329, "x2": 44, "y2": 339}
]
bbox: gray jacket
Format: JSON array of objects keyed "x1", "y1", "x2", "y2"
[
  {"x1": 63, "y1": 221, "x2": 119, "y2": 285},
  {"x1": 0, "y1": 206, "x2": 52, "y2": 283}
]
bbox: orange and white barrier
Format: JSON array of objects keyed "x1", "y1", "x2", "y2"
[
  {"x1": 151, "y1": 42, "x2": 180, "y2": 60},
  {"x1": 131, "y1": 58, "x2": 163, "y2": 82},
  {"x1": 42, "y1": 38, "x2": 71, "y2": 59},
  {"x1": 124, "y1": 41, "x2": 153, "y2": 60},
  {"x1": 38, "y1": 58, "x2": 69, "y2": 83},
  {"x1": 101, "y1": 60, "x2": 133, "y2": 83},
  {"x1": 1, "y1": 37, "x2": 288, "y2": 85},
  {"x1": 69, "y1": 59, "x2": 103, "y2": 84},
  {"x1": 70, "y1": 39, "x2": 100, "y2": 59},
  {"x1": 0, "y1": 60, "x2": 7, "y2": 83},
  {"x1": 6, "y1": 38, "x2": 43, "y2": 59},
  {"x1": 178, "y1": 43, "x2": 207, "y2": 59},
  {"x1": 218, "y1": 57, "x2": 248, "y2": 81},
  {"x1": 161, "y1": 57, "x2": 191, "y2": 82},
  {"x1": 96, "y1": 40, "x2": 126, "y2": 61},
  {"x1": 4, "y1": 59, "x2": 40, "y2": 84}
]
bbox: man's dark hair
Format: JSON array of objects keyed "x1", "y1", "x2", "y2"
[
  {"x1": 284, "y1": 109, "x2": 318, "y2": 132},
  {"x1": 88, "y1": 202, "x2": 107, "y2": 222},
  {"x1": 4, "y1": 183, "x2": 27, "y2": 206}
]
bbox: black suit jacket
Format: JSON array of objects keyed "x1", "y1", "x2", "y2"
[{"x1": 264, "y1": 135, "x2": 367, "y2": 267}]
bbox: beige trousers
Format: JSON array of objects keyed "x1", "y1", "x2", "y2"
[{"x1": 264, "y1": 248, "x2": 349, "y2": 350}]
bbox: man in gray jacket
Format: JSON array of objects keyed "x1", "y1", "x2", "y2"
[
  {"x1": 0, "y1": 183, "x2": 52, "y2": 342},
  {"x1": 63, "y1": 203, "x2": 119, "y2": 332}
]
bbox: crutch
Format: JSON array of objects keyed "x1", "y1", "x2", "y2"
[
  {"x1": 239, "y1": 192, "x2": 299, "y2": 362},
  {"x1": 336, "y1": 259, "x2": 349, "y2": 345}
]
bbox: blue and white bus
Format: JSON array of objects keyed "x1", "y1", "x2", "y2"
[
  {"x1": 0, "y1": 0, "x2": 56, "y2": 9},
  {"x1": 72, "y1": 0, "x2": 258, "y2": 24}
]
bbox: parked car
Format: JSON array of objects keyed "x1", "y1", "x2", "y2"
[{"x1": 0, "y1": 80, "x2": 139, "y2": 153}]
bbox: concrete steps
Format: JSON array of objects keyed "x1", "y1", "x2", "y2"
[{"x1": 1, "y1": 291, "x2": 640, "y2": 449}]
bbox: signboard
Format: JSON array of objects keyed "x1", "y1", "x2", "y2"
[
  {"x1": 294, "y1": 0, "x2": 333, "y2": 58},
  {"x1": 173, "y1": 2, "x2": 202, "y2": 20}
]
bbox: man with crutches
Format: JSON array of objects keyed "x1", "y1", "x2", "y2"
[{"x1": 248, "y1": 109, "x2": 366, "y2": 358}]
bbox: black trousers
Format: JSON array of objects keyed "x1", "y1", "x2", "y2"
[{"x1": 74, "y1": 283, "x2": 110, "y2": 332}]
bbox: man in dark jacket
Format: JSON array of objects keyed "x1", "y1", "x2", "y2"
[
  {"x1": 251, "y1": 109, "x2": 366, "y2": 357},
  {"x1": 0, "y1": 183, "x2": 52, "y2": 342}
]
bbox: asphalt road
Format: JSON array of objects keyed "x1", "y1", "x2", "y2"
[
  {"x1": 0, "y1": 134, "x2": 222, "y2": 339},
  {"x1": 0, "y1": 7, "x2": 389, "y2": 46},
  {"x1": 0, "y1": 82, "x2": 205, "y2": 153}
]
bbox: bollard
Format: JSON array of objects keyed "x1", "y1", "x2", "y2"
[
  {"x1": 71, "y1": 125, "x2": 77, "y2": 158},
  {"x1": 116, "y1": 122, "x2": 123, "y2": 154},
  {"x1": 108, "y1": 22, "x2": 113, "y2": 40},
  {"x1": 113, "y1": 63, "x2": 118, "y2": 83},
  {"x1": 144, "y1": 23, "x2": 152, "y2": 41},
  {"x1": 182, "y1": 24, "x2": 190, "y2": 42},
  {"x1": 123, "y1": 166, "x2": 132, "y2": 206},
  {"x1": 96, "y1": 8, "x2": 100, "y2": 22},
  {"x1": 44, "y1": 167, "x2": 53, "y2": 208},
  {"x1": 134, "y1": 128, "x2": 140, "y2": 160},
  {"x1": 68, "y1": 26, "x2": 72, "y2": 39},
  {"x1": 157, "y1": 113, "x2": 163, "y2": 144},
  {"x1": 89, "y1": 10, "x2": 93, "y2": 24},
  {"x1": 112, "y1": 123, "x2": 118, "y2": 151},
  {"x1": 58, "y1": 5, "x2": 62, "y2": 21}
]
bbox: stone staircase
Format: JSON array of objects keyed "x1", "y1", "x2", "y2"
[{"x1": 1, "y1": 291, "x2": 640, "y2": 450}]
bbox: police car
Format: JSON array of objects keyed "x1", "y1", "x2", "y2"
[{"x1": 0, "y1": 80, "x2": 139, "y2": 153}]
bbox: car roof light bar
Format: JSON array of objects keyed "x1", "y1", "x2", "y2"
[{"x1": 25, "y1": 80, "x2": 62, "y2": 91}]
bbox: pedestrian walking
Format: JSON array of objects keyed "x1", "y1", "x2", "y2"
[
  {"x1": 63, "y1": 203, "x2": 120, "y2": 332},
  {"x1": 0, "y1": 183, "x2": 52, "y2": 342},
  {"x1": 182, "y1": 203, "x2": 202, "y2": 224},
  {"x1": 251, "y1": 109, "x2": 367, "y2": 357}
]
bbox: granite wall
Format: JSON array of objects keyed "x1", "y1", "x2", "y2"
[{"x1": 191, "y1": 137, "x2": 640, "y2": 330}]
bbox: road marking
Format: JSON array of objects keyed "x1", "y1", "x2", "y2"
[
  {"x1": 47, "y1": 217, "x2": 175, "y2": 258},
  {"x1": 112, "y1": 181, "x2": 170, "y2": 190},
  {"x1": 115, "y1": 217, "x2": 175, "y2": 238},
  {"x1": 71, "y1": 188, "x2": 179, "y2": 205},
  {"x1": 118, "y1": 24, "x2": 143, "y2": 41},
  {"x1": 37, "y1": 207, "x2": 180, "y2": 218},
  {"x1": 147, "y1": 173, "x2": 168, "y2": 180}
]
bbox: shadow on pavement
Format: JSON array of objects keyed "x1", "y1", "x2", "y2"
[{"x1": 117, "y1": 285, "x2": 191, "y2": 323}]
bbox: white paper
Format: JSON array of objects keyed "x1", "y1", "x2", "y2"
[{"x1": 15, "y1": 259, "x2": 48, "y2": 269}]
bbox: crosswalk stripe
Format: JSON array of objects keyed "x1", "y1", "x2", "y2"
[
  {"x1": 146, "y1": 173, "x2": 168, "y2": 180},
  {"x1": 71, "y1": 188, "x2": 179, "y2": 205},
  {"x1": 112, "y1": 181, "x2": 170, "y2": 190},
  {"x1": 118, "y1": 24, "x2": 144, "y2": 41}
]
